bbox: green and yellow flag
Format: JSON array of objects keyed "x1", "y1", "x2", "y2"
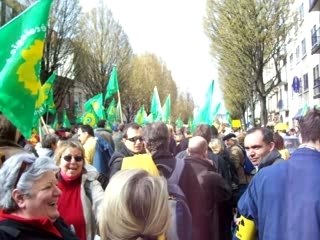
[
  {"x1": 34, "y1": 72, "x2": 56, "y2": 119},
  {"x1": 0, "y1": 0, "x2": 53, "y2": 138},
  {"x1": 134, "y1": 105, "x2": 147, "y2": 126},
  {"x1": 84, "y1": 93, "x2": 105, "y2": 120},
  {"x1": 82, "y1": 108, "x2": 99, "y2": 127}
]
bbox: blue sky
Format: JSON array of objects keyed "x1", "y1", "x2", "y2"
[{"x1": 80, "y1": 0, "x2": 219, "y2": 107}]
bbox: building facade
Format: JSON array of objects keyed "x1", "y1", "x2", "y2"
[{"x1": 266, "y1": 0, "x2": 320, "y2": 128}]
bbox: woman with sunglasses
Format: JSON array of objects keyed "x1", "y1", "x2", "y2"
[
  {"x1": 55, "y1": 140, "x2": 104, "y2": 240},
  {"x1": 0, "y1": 153, "x2": 78, "y2": 239}
]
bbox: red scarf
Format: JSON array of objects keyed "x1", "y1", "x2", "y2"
[
  {"x1": 0, "y1": 210, "x2": 62, "y2": 237},
  {"x1": 57, "y1": 173, "x2": 86, "y2": 240}
]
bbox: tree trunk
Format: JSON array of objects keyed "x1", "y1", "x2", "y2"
[{"x1": 260, "y1": 95, "x2": 268, "y2": 127}]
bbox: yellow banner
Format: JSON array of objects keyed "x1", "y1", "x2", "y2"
[{"x1": 232, "y1": 119, "x2": 241, "y2": 128}]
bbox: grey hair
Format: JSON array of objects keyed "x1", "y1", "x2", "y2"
[
  {"x1": 99, "y1": 169, "x2": 170, "y2": 240},
  {"x1": 0, "y1": 153, "x2": 58, "y2": 212}
]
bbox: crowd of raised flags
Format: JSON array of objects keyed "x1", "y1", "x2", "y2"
[{"x1": 0, "y1": 0, "x2": 232, "y2": 141}]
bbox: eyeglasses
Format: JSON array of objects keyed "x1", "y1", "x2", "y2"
[
  {"x1": 14, "y1": 157, "x2": 34, "y2": 188},
  {"x1": 127, "y1": 136, "x2": 144, "y2": 143},
  {"x1": 63, "y1": 155, "x2": 83, "y2": 162}
]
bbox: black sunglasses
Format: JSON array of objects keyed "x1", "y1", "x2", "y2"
[
  {"x1": 127, "y1": 136, "x2": 144, "y2": 142},
  {"x1": 63, "y1": 155, "x2": 83, "y2": 162}
]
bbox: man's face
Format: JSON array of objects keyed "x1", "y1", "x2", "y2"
[
  {"x1": 244, "y1": 130, "x2": 275, "y2": 166},
  {"x1": 124, "y1": 127, "x2": 144, "y2": 154},
  {"x1": 78, "y1": 128, "x2": 88, "y2": 145},
  {"x1": 224, "y1": 139, "x2": 234, "y2": 148}
]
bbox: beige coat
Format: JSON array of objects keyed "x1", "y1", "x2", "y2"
[{"x1": 80, "y1": 165, "x2": 104, "y2": 240}]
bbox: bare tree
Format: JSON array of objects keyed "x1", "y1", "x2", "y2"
[
  {"x1": 204, "y1": 0, "x2": 294, "y2": 126},
  {"x1": 74, "y1": 0, "x2": 132, "y2": 101},
  {"x1": 123, "y1": 53, "x2": 178, "y2": 122}
]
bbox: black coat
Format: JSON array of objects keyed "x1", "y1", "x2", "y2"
[
  {"x1": 108, "y1": 145, "x2": 135, "y2": 178},
  {"x1": 0, "y1": 218, "x2": 79, "y2": 240}
]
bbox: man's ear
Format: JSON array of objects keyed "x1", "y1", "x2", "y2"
[
  {"x1": 12, "y1": 189, "x2": 26, "y2": 208},
  {"x1": 269, "y1": 142, "x2": 275, "y2": 151}
]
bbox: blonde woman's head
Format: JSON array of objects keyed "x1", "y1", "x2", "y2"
[{"x1": 99, "y1": 169, "x2": 170, "y2": 240}]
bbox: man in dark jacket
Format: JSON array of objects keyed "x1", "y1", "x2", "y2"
[
  {"x1": 234, "y1": 107, "x2": 320, "y2": 239},
  {"x1": 184, "y1": 136, "x2": 231, "y2": 240},
  {"x1": 143, "y1": 122, "x2": 231, "y2": 240},
  {"x1": 108, "y1": 123, "x2": 145, "y2": 178},
  {"x1": 94, "y1": 120, "x2": 115, "y2": 151}
]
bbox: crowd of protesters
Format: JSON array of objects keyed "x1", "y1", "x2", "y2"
[{"x1": 0, "y1": 107, "x2": 319, "y2": 240}]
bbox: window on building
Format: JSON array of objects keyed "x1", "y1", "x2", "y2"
[
  {"x1": 313, "y1": 65, "x2": 320, "y2": 87},
  {"x1": 296, "y1": 46, "x2": 300, "y2": 62},
  {"x1": 299, "y1": 77, "x2": 302, "y2": 94},
  {"x1": 301, "y1": 38, "x2": 306, "y2": 57},
  {"x1": 311, "y1": 25, "x2": 318, "y2": 47},
  {"x1": 303, "y1": 73, "x2": 308, "y2": 91},
  {"x1": 289, "y1": 53, "x2": 293, "y2": 67},
  {"x1": 299, "y1": 3, "x2": 304, "y2": 23}
]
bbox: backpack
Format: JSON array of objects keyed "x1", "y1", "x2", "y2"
[
  {"x1": 221, "y1": 149, "x2": 239, "y2": 190},
  {"x1": 93, "y1": 135, "x2": 114, "y2": 189},
  {"x1": 162, "y1": 158, "x2": 192, "y2": 240},
  {"x1": 121, "y1": 154, "x2": 192, "y2": 240},
  {"x1": 238, "y1": 145, "x2": 255, "y2": 175}
]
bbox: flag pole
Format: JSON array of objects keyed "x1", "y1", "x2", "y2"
[
  {"x1": 40, "y1": 116, "x2": 49, "y2": 134},
  {"x1": 117, "y1": 90, "x2": 123, "y2": 123}
]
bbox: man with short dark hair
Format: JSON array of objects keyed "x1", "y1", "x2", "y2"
[
  {"x1": 244, "y1": 127, "x2": 282, "y2": 170},
  {"x1": 78, "y1": 124, "x2": 96, "y2": 165},
  {"x1": 235, "y1": 108, "x2": 320, "y2": 239},
  {"x1": 108, "y1": 123, "x2": 145, "y2": 178},
  {"x1": 143, "y1": 122, "x2": 231, "y2": 240}
]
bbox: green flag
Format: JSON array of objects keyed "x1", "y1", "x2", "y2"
[
  {"x1": 105, "y1": 66, "x2": 119, "y2": 100},
  {"x1": 134, "y1": 105, "x2": 147, "y2": 125},
  {"x1": 116, "y1": 99, "x2": 122, "y2": 123},
  {"x1": 194, "y1": 80, "x2": 214, "y2": 125},
  {"x1": 82, "y1": 107, "x2": 98, "y2": 127},
  {"x1": 52, "y1": 113, "x2": 59, "y2": 130},
  {"x1": 150, "y1": 86, "x2": 162, "y2": 122},
  {"x1": 46, "y1": 91, "x2": 56, "y2": 114},
  {"x1": 62, "y1": 109, "x2": 71, "y2": 128},
  {"x1": 162, "y1": 94, "x2": 171, "y2": 124},
  {"x1": 0, "y1": 0, "x2": 53, "y2": 138},
  {"x1": 188, "y1": 116, "x2": 195, "y2": 134},
  {"x1": 106, "y1": 98, "x2": 117, "y2": 123},
  {"x1": 175, "y1": 117, "x2": 184, "y2": 129},
  {"x1": 34, "y1": 72, "x2": 56, "y2": 119},
  {"x1": 84, "y1": 93, "x2": 104, "y2": 120}
]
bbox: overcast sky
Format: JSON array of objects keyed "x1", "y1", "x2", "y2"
[{"x1": 80, "y1": 0, "x2": 218, "y2": 106}]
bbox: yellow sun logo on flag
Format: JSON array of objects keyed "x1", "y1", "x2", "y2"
[
  {"x1": 17, "y1": 39, "x2": 44, "y2": 96},
  {"x1": 83, "y1": 113, "x2": 97, "y2": 127},
  {"x1": 92, "y1": 102, "x2": 100, "y2": 112}
]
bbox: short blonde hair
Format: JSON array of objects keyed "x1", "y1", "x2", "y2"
[
  {"x1": 99, "y1": 169, "x2": 170, "y2": 240},
  {"x1": 54, "y1": 140, "x2": 85, "y2": 166}
]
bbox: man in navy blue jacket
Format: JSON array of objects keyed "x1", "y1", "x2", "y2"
[{"x1": 234, "y1": 107, "x2": 320, "y2": 240}]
